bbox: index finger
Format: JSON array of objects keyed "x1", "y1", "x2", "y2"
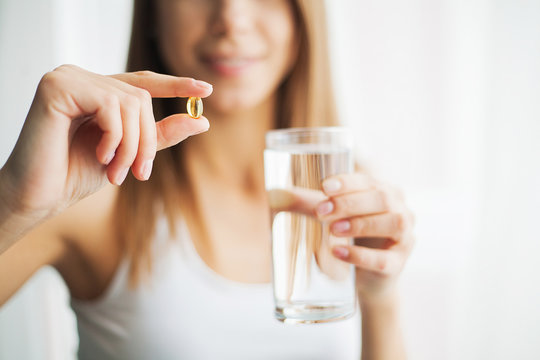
[{"x1": 110, "y1": 71, "x2": 213, "y2": 98}]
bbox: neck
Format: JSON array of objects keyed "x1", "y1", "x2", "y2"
[{"x1": 183, "y1": 97, "x2": 275, "y2": 193}]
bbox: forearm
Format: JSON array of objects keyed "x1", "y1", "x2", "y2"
[
  {"x1": 0, "y1": 168, "x2": 46, "y2": 254},
  {"x1": 359, "y1": 290, "x2": 406, "y2": 360}
]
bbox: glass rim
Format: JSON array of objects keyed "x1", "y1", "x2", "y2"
[
  {"x1": 265, "y1": 127, "x2": 352, "y2": 148},
  {"x1": 266, "y1": 126, "x2": 349, "y2": 136}
]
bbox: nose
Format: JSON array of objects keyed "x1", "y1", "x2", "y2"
[{"x1": 210, "y1": 0, "x2": 253, "y2": 36}]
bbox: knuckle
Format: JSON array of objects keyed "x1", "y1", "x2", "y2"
[
  {"x1": 54, "y1": 64, "x2": 77, "y2": 72},
  {"x1": 134, "y1": 88, "x2": 152, "y2": 104},
  {"x1": 139, "y1": 89, "x2": 152, "y2": 105},
  {"x1": 39, "y1": 71, "x2": 64, "y2": 91},
  {"x1": 377, "y1": 190, "x2": 391, "y2": 211},
  {"x1": 392, "y1": 213, "x2": 406, "y2": 233},
  {"x1": 362, "y1": 216, "x2": 374, "y2": 233},
  {"x1": 336, "y1": 195, "x2": 355, "y2": 214},
  {"x1": 134, "y1": 70, "x2": 154, "y2": 78},
  {"x1": 101, "y1": 93, "x2": 120, "y2": 109},
  {"x1": 124, "y1": 94, "x2": 140, "y2": 107},
  {"x1": 352, "y1": 218, "x2": 365, "y2": 235}
]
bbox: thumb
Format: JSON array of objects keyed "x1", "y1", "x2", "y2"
[{"x1": 156, "y1": 114, "x2": 209, "y2": 151}]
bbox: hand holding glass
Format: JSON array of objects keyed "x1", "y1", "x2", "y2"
[{"x1": 264, "y1": 127, "x2": 356, "y2": 324}]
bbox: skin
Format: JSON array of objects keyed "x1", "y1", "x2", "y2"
[
  {"x1": 0, "y1": 0, "x2": 414, "y2": 359},
  {"x1": 156, "y1": 0, "x2": 299, "y2": 115},
  {"x1": 0, "y1": 68, "x2": 213, "y2": 300}
]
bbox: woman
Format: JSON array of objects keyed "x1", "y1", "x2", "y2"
[{"x1": 0, "y1": 0, "x2": 414, "y2": 359}]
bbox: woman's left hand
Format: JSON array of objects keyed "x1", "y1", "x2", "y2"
[{"x1": 315, "y1": 173, "x2": 415, "y2": 301}]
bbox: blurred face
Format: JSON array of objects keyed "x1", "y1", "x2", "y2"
[{"x1": 156, "y1": 0, "x2": 298, "y2": 115}]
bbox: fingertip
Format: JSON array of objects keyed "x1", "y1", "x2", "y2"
[
  {"x1": 331, "y1": 220, "x2": 351, "y2": 235},
  {"x1": 194, "y1": 116, "x2": 210, "y2": 133},
  {"x1": 107, "y1": 166, "x2": 129, "y2": 186},
  {"x1": 116, "y1": 168, "x2": 129, "y2": 186},
  {"x1": 156, "y1": 114, "x2": 209, "y2": 151},
  {"x1": 106, "y1": 167, "x2": 116, "y2": 186},
  {"x1": 184, "y1": 78, "x2": 213, "y2": 98},
  {"x1": 102, "y1": 151, "x2": 115, "y2": 165},
  {"x1": 316, "y1": 200, "x2": 334, "y2": 218},
  {"x1": 185, "y1": 116, "x2": 210, "y2": 136},
  {"x1": 137, "y1": 159, "x2": 153, "y2": 181},
  {"x1": 193, "y1": 79, "x2": 213, "y2": 96},
  {"x1": 96, "y1": 134, "x2": 119, "y2": 165},
  {"x1": 333, "y1": 246, "x2": 350, "y2": 260},
  {"x1": 96, "y1": 146, "x2": 115, "y2": 165},
  {"x1": 322, "y1": 177, "x2": 342, "y2": 194}
]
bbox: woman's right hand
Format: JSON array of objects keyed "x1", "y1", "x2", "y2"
[{"x1": 0, "y1": 64, "x2": 212, "y2": 220}]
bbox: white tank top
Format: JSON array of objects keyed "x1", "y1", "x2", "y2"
[{"x1": 71, "y1": 217, "x2": 361, "y2": 360}]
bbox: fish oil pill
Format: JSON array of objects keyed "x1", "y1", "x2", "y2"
[{"x1": 187, "y1": 97, "x2": 203, "y2": 119}]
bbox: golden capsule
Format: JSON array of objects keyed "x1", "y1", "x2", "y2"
[{"x1": 187, "y1": 97, "x2": 203, "y2": 119}]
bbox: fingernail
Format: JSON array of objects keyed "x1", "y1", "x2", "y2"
[
  {"x1": 333, "y1": 246, "x2": 349, "y2": 259},
  {"x1": 115, "y1": 168, "x2": 129, "y2": 186},
  {"x1": 142, "y1": 160, "x2": 153, "y2": 180},
  {"x1": 316, "y1": 201, "x2": 334, "y2": 216},
  {"x1": 104, "y1": 151, "x2": 115, "y2": 165},
  {"x1": 332, "y1": 220, "x2": 351, "y2": 234},
  {"x1": 323, "y1": 178, "x2": 341, "y2": 193},
  {"x1": 193, "y1": 126, "x2": 209, "y2": 135},
  {"x1": 194, "y1": 80, "x2": 213, "y2": 90}
]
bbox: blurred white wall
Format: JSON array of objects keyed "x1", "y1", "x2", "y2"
[
  {"x1": 328, "y1": 1, "x2": 540, "y2": 359},
  {"x1": 1, "y1": 0, "x2": 539, "y2": 359}
]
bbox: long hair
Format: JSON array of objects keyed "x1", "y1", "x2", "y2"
[{"x1": 117, "y1": 0, "x2": 339, "y2": 286}]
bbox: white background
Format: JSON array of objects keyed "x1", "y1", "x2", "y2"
[{"x1": 1, "y1": 0, "x2": 539, "y2": 359}]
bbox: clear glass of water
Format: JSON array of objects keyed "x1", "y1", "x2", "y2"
[{"x1": 264, "y1": 127, "x2": 356, "y2": 324}]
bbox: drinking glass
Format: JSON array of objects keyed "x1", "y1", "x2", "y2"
[{"x1": 264, "y1": 127, "x2": 356, "y2": 324}]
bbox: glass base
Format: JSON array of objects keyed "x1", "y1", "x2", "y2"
[{"x1": 275, "y1": 302, "x2": 355, "y2": 324}]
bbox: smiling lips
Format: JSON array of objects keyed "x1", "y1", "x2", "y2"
[{"x1": 202, "y1": 56, "x2": 260, "y2": 76}]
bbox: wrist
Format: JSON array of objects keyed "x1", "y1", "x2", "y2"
[
  {"x1": 0, "y1": 167, "x2": 48, "y2": 253},
  {"x1": 359, "y1": 288, "x2": 407, "y2": 360},
  {"x1": 0, "y1": 166, "x2": 19, "y2": 214},
  {"x1": 0, "y1": 163, "x2": 55, "y2": 218},
  {"x1": 358, "y1": 286, "x2": 400, "y2": 311}
]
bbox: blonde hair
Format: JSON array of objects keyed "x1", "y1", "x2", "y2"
[{"x1": 118, "y1": 0, "x2": 339, "y2": 286}]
